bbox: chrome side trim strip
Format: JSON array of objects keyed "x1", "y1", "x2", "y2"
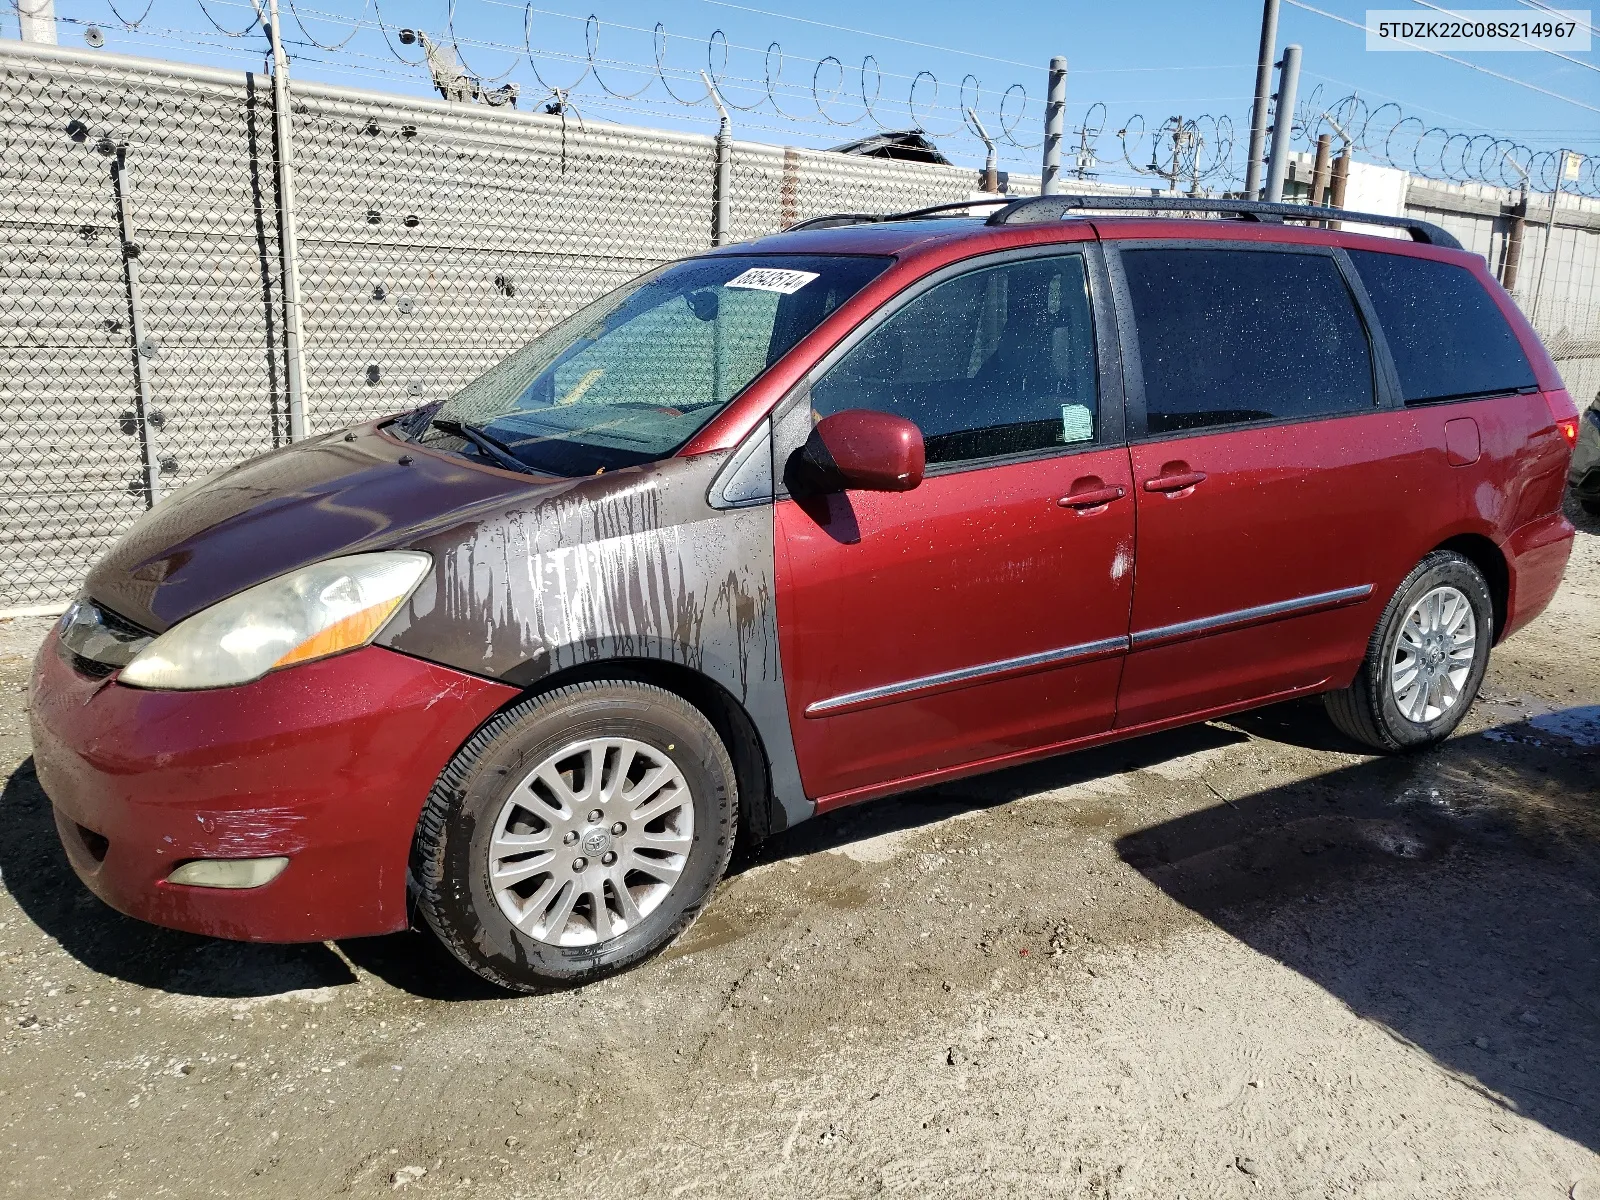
[
  {"x1": 805, "y1": 635, "x2": 1129, "y2": 718},
  {"x1": 1130, "y1": 584, "x2": 1374, "y2": 649}
]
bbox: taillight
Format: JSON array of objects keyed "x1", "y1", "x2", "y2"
[{"x1": 1545, "y1": 389, "x2": 1580, "y2": 447}]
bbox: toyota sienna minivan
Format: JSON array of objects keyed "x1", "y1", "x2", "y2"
[{"x1": 30, "y1": 195, "x2": 1580, "y2": 991}]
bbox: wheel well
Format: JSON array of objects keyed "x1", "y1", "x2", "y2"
[
  {"x1": 1434, "y1": 533, "x2": 1509, "y2": 641},
  {"x1": 513, "y1": 658, "x2": 779, "y2": 851}
]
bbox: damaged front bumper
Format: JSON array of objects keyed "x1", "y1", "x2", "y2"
[{"x1": 28, "y1": 633, "x2": 516, "y2": 942}]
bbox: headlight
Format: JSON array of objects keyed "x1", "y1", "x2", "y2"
[{"x1": 119, "y1": 552, "x2": 431, "y2": 690}]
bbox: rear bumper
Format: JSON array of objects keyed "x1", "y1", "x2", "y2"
[
  {"x1": 1502, "y1": 511, "x2": 1575, "y2": 642},
  {"x1": 28, "y1": 634, "x2": 516, "y2": 942}
]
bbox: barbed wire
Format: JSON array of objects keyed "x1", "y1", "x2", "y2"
[
  {"x1": 1113, "y1": 113, "x2": 1241, "y2": 192},
  {"x1": 24, "y1": 0, "x2": 1600, "y2": 197},
  {"x1": 1300, "y1": 87, "x2": 1597, "y2": 198},
  {"x1": 53, "y1": 0, "x2": 1047, "y2": 149}
]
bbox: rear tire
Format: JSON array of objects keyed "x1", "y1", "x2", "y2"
[
  {"x1": 1581, "y1": 497, "x2": 1600, "y2": 518},
  {"x1": 1324, "y1": 551, "x2": 1493, "y2": 753},
  {"x1": 413, "y1": 680, "x2": 737, "y2": 993}
]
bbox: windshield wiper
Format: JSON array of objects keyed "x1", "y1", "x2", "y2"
[{"x1": 429, "y1": 418, "x2": 537, "y2": 475}]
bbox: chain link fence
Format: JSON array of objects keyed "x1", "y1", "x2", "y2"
[
  {"x1": 2, "y1": 39, "x2": 1597, "y2": 612},
  {"x1": 2, "y1": 49, "x2": 289, "y2": 610}
]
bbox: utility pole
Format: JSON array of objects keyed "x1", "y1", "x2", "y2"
[
  {"x1": 1073, "y1": 119, "x2": 1099, "y2": 180},
  {"x1": 256, "y1": 0, "x2": 309, "y2": 441},
  {"x1": 1041, "y1": 57, "x2": 1067, "y2": 196},
  {"x1": 1310, "y1": 134, "x2": 1332, "y2": 206},
  {"x1": 1264, "y1": 44, "x2": 1300, "y2": 203},
  {"x1": 1244, "y1": 0, "x2": 1281, "y2": 198},
  {"x1": 17, "y1": 0, "x2": 57, "y2": 43},
  {"x1": 1321, "y1": 112, "x2": 1354, "y2": 229}
]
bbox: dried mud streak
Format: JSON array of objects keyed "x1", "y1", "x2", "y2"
[{"x1": 382, "y1": 457, "x2": 808, "y2": 825}]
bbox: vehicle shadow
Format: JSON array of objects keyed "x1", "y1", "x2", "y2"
[
  {"x1": 0, "y1": 758, "x2": 357, "y2": 998},
  {"x1": 747, "y1": 720, "x2": 1250, "y2": 868},
  {"x1": 0, "y1": 722, "x2": 1250, "y2": 1002},
  {"x1": 1115, "y1": 705, "x2": 1600, "y2": 1155}
]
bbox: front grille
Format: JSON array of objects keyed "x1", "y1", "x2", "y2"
[{"x1": 68, "y1": 653, "x2": 117, "y2": 680}]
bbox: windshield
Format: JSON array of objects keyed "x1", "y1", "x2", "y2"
[{"x1": 416, "y1": 254, "x2": 890, "y2": 476}]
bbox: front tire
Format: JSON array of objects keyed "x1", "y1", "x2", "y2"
[
  {"x1": 1324, "y1": 551, "x2": 1493, "y2": 752},
  {"x1": 413, "y1": 680, "x2": 738, "y2": 992}
]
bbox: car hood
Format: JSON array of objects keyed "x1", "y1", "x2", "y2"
[{"x1": 84, "y1": 423, "x2": 557, "y2": 632}]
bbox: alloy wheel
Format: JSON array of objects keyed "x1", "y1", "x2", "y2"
[
  {"x1": 487, "y1": 737, "x2": 694, "y2": 947},
  {"x1": 1390, "y1": 584, "x2": 1478, "y2": 724}
]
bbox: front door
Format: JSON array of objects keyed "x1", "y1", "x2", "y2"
[
  {"x1": 774, "y1": 248, "x2": 1135, "y2": 805},
  {"x1": 1107, "y1": 243, "x2": 1425, "y2": 727}
]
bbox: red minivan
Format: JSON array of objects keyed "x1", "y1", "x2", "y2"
[{"x1": 29, "y1": 196, "x2": 1579, "y2": 991}]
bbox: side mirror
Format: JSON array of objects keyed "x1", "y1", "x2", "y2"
[{"x1": 794, "y1": 410, "x2": 926, "y2": 494}]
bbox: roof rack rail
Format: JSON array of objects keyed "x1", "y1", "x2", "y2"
[
  {"x1": 984, "y1": 194, "x2": 1462, "y2": 249},
  {"x1": 785, "y1": 198, "x2": 1010, "y2": 231}
]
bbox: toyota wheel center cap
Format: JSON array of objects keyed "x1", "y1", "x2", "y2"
[{"x1": 580, "y1": 827, "x2": 612, "y2": 857}]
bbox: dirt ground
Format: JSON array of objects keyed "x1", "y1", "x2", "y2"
[{"x1": 2, "y1": 503, "x2": 1597, "y2": 1200}]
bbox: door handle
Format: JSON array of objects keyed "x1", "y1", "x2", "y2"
[
  {"x1": 1058, "y1": 484, "x2": 1127, "y2": 510},
  {"x1": 1142, "y1": 470, "x2": 1207, "y2": 494}
]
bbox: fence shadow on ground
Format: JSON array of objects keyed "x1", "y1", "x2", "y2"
[{"x1": 1116, "y1": 705, "x2": 1600, "y2": 1157}]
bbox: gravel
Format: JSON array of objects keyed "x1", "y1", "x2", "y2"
[{"x1": 1, "y1": 501, "x2": 1597, "y2": 1198}]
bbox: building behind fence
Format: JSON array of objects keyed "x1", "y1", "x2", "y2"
[{"x1": 2, "y1": 39, "x2": 1598, "y2": 611}]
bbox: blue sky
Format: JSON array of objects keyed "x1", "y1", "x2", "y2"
[{"x1": 18, "y1": 0, "x2": 1600, "y2": 187}]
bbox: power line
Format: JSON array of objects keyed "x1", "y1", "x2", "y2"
[
  {"x1": 1510, "y1": 0, "x2": 1597, "y2": 38},
  {"x1": 1285, "y1": 0, "x2": 1600, "y2": 115},
  {"x1": 690, "y1": 0, "x2": 1040, "y2": 70},
  {"x1": 1406, "y1": 0, "x2": 1599, "y2": 72}
]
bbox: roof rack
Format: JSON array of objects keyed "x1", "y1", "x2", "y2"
[
  {"x1": 783, "y1": 193, "x2": 1462, "y2": 251},
  {"x1": 984, "y1": 194, "x2": 1462, "y2": 249},
  {"x1": 785, "y1": 199, "x2": 1010, "y2": 231}
]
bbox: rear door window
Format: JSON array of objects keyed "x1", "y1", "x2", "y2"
[
  {"x1": 1120, "y1": 248, "x2": 1376, "y2": 434},
  {"x1": 1346, "y1": 249, "x2": 1536, "y2": 404},
  {"x1": 809, "y1": 253, "x2": 1099, "y2": 465}
]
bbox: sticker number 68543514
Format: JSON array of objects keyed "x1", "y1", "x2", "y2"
[{"x1": 722, "y1": 267, "x2": 820, "y2": 294}]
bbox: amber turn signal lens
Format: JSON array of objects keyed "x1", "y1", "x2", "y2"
[
  {"x1": 271, "y1": 601, "x2": 395, "y2": 669},
  {"x1": 1558, "y1": 417, "x2": 1579, "y2": 447}
]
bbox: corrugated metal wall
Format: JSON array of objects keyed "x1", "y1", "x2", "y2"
[{"x1": 2, "y1": 39, "x2": 1597, "y2": 610}]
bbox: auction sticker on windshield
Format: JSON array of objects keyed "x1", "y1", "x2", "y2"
[{"x1": 723, "y1": 267, "x2": 820, "y2": 293}]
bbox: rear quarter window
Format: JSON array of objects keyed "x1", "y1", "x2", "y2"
[{"x1": 1346, "y1": 249, "x2": 1536, "y2": 405}]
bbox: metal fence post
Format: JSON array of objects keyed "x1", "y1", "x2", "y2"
[
  {"x1": 263, "y1": 0, "x2": 309, "y2": 440},
  {"x1": 702, "y1": 72, "x2": 731, "y2": 247},
  {"x1": 1244, "y1": 0, "x2": 1281, "y2": 198},
  {"x1": 110, "y1": 150, "x2": 164, "y2": 508},
  {"x1": 1041, "y1": 56, "x2": 1067, "y2": 196},
  {"x1": 1531, "y1": 151, "x2": 1573, "y2": 327},
  {"x1": 967, "y1": 109, "x2": 999, "y2": 194},
  {"x1": 1264, "y1": 44, "x2": 1300, "y2": 204},
  {"x1": 17, "y1": 0, "x2": 57, "y2": 43}
]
